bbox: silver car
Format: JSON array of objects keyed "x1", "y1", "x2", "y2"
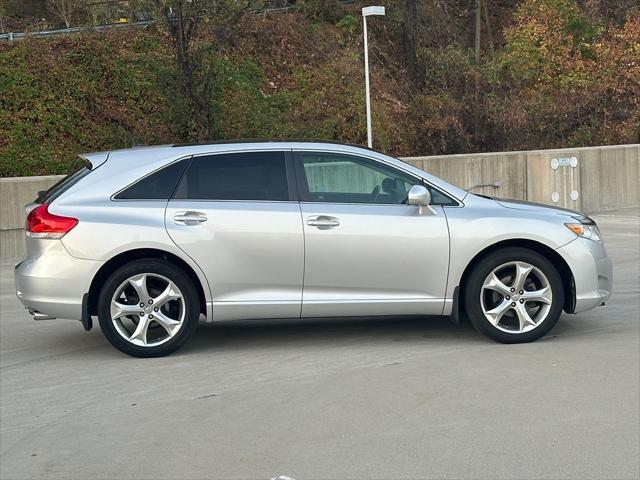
[{"x1": 14, "y1": 142, "x2": 612, "y2": 357}]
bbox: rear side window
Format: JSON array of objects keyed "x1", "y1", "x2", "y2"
[
  {"x1": 174, "y1": 152, "x2": 289, "y2": 201},
  {"x1": 114, "y1": 160, "x2": 188, "y2": 200},
  {"x1": 37, "y1": 163, "x2": 91, "y2": 204}
]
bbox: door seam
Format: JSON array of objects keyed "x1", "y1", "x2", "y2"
[{"x1": 298, "y1": 201, "x2": 305, "y2": 318}]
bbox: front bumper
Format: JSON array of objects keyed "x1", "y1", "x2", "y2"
[
  {"x1": 14, "y1": 240, "x2": 103, "y2": 321},
  {"x1": 556, "y1": 237, "x2": 613, "y2": 314}
]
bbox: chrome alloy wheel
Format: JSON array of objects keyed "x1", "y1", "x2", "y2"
[
  {"x1": 110, "y1": 273, "x2": 185, "y2": 347},
  {"x1": 480, "y1": 261, "x2": 553, "y2": 334}
]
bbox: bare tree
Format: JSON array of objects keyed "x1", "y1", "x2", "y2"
[
  {"x1": 146, "y1": 0, "x2": 250, "y2": 140},
  {"x1": 402, "y1": 0, "x2": 420, "y2": 82},
  {"x1": 47, "y1": 0, "x2": 83, "y2": 27},
  {"x1": 399, "y1": 1, "x2": 476, "y2": 85},
  {"x1": 83, "y1": 0, "x2": 128, "y2": 26},
  {"x1": 474, "y1": 0, "x2": 481, "y2": 63},
  {"x1": 0, "y1": 2, "x2": 7, "y2": 32},
  {"x1": 473, "y1": 0, "x2": 483, "y2": 145}
]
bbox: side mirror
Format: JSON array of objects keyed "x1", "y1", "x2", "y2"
[{"x1": 407, "y1": 185, "x2": 437, "y2": 215}]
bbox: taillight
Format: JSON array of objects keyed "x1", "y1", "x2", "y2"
[{"x1": 26, "y1": 204, "x2": 78, "y2": 239}]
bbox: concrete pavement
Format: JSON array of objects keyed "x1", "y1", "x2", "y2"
[{"x1": 1, "y1": 213, "x2": 638, "y2": 480}]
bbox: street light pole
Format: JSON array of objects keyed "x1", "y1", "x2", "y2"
[
  {"x1": 363, "y1": 14, "x2": 372, "y2": 148},
  {"x1": 362, "y1": 6, "x2": 385, "y2": 149}
]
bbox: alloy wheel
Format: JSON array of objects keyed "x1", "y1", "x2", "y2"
[
  {"x1": 110, "y1": 273, "x2": 185, "y2": 347},
  {"x1": 480, "y1": 261, "x2": 553, "y2": 334}
]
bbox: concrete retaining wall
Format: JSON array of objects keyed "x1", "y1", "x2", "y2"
[
  {"x1": 1, "y1": 176, "x2": 63, "y2": 263},
  {"x1": 405, "y1": 144, "x2": 640, "y2": 212},
  {"x1": 1, "y1": 144, "x2": 638, "y2": 262}
]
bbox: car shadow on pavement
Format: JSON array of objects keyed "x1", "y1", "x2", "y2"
[
  {"x1": 180, "y1": 315, "x2": 486, "y2": 354},
  {"x1": 29, "y1": 313, "x2": 589, "y2": 360},
  {"x1": 179, "y1": 312, "x2": 601, "y2": 355}
]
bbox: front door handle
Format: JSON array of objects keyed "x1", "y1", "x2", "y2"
[
  {"x1": 174, "y1": 211, "x2": 207, "y2": 226},
  {"x1": 306, "y1": 215, "x2": 340, "y2": 229}
]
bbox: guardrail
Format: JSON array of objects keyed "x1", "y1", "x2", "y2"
[
  {"x1": 0, "y1": 20, "x2": 153, "y2": 41},
  {"x1": 0, "y1": 1, "x2": 357, "y2": 41}
]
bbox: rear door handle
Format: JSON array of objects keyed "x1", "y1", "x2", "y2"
[
  {"x1": 174, "y1": 211, "x2": 207, "y2": 226},
  {"x1": 306, "y1": 215, "x2": 340, "y2": 229}
]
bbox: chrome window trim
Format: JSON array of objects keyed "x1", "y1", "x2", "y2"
[
  {"x1": 297, "y1": 201, "x2": 444, "y2": 209},
  {"x1": 109, "y1": 146, "x2": 463, "y2": 207},
  {"x1": 168, "y1": 199, "x2": 301, "y2": 204},
  {"x1": 111, "y1": 149, "x2": 297, "y2": 203},
  {"x1": 171, "y1": 150, "x2": 295, "y2": 203}
]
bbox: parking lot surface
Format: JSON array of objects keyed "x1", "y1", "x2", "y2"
[{"x1": 1, "y1": 213, "x2": 638, "y2": 480}]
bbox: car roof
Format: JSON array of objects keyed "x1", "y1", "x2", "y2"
[
  {"x1": 82, "y1": 141, "x2": 383, "y2": 169},
  {"x1": 171, "y1": 139, "x2": 382, "y2": 153}
]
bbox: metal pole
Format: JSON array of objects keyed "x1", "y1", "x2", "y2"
[{"x1": 363, "y1": 15, "x2": 372, "y2": 149}]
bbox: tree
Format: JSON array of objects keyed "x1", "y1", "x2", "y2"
[
  {"x1": 474, "y1": 0, "x2": 481, "y2": 63},
  {"x1": 47, "y1": 0, "x2": 83, "y2": 27},
  {"x1": 0, "y1": 2, "x2": 7, "y2": 32},
  {"x1": 402, "y1": 0, "x2": 420, "y2": 82},
  {"x1": 145, "y1": 0, "x2": 250, "y2": 140},
  {"x1": 397, "y1": 1, "x2": 480, "y2": 85},
  {"x1": 578, "y1": 0, "x2": 640, "y2": 25}
]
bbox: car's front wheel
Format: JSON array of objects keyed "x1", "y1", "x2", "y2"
[
  {"x1": 464, "y1": 247, "x2": 564, "y2": 343},
  {"x1": 97, "y1": 259, "x2": 200, "y2": 357}
]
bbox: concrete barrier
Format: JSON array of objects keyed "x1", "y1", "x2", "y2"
[
  {"x1": 1, "y1": 144, "x2": 638, "y2": 263},
  {"x1": 405, "y1": 144, "x2": 639, "y2": 212},
  {"x1": 0, "y1": 176, "x2": 63, "y2": 263}
]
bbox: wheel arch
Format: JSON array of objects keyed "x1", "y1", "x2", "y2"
[
  {"x1": 457, "y1": 239, "x2": 576, "y2": 316},
  {"x1": 87, "y1": 248, "x2": 208, "y2": 317}
]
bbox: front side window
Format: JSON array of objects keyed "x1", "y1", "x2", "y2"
[
  {"x1": 174, "y1": 151, "x2": 289, "y2": 201},
  {"x1": 299, "y1": 153, "x2": 422, "y2": 204}
]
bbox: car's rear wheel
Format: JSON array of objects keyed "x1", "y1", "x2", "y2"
[
  {"x1": 97, "y1": 259, "x2": 200, "y2": 357},
  {"x1": 464, "y1": 247, "x2": 564, "y2": 343}
]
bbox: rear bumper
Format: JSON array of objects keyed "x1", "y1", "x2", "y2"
[
  {"x1": 556, "y1": 237, "x2": 613, "y2": 314},
  {"x1": 14, "y1": 240, "x2": 103, "y2": 321}
]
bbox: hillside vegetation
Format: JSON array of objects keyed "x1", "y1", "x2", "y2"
[{"x1": 1, "y1": 0, "x2": 639, "y2": 176}]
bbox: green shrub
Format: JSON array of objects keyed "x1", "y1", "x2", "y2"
[{"x1": 0, "y1": 31, "x2": 176, "y2": 176}]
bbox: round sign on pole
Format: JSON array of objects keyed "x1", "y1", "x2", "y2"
[
  {"x1": 550, "y1": 158, "x2": 559, "y2": 170},
  {"x1": 570, "y1": 190, "x2": 579, "y2": 201},
  {"x1": 551, "y1": 191, "x2": 560, "y2": 203},
  {"x1": 570, "y1": 156, "x2": 578, "y2": 168}
]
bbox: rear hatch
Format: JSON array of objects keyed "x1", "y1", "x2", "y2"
[
  {"x1": 23, "y1": 154, "x2": 107, "y2": 257},
  {"x1": 27, "y1": 152, "x2": 109, "y2": 214}
]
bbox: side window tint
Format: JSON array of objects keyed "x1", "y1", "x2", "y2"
[
  {"x1": 38, "y1": 164, "x2": 91, "y2": 204},
  {"x1": 426, "y1": 186, "x2": 458, "y2": 206},
  {"x1": 300, "y1": 153, "x2": 421, "y2": 204},
  {"x1": 174, "y1": 151, "x2": 289, "y2": 201},
  {"x1": 114, "y1": 160, "x2": 188, "y2": 200}
]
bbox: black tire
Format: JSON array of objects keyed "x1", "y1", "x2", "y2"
[
  {"x1": 97, "y1": 259, "x2": 200, "y2": 357},
  {"x1": 463, "y1": 247, "x2": 564, "y2": 344}
]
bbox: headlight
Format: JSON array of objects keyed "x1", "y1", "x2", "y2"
[{"x1": 565, "y1": 223, "x2": 602, "y2": 242}]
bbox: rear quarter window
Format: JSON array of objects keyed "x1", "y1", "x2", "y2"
[{"x1": 114, "y1": 160, "x2": 189, "y2": 200}]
